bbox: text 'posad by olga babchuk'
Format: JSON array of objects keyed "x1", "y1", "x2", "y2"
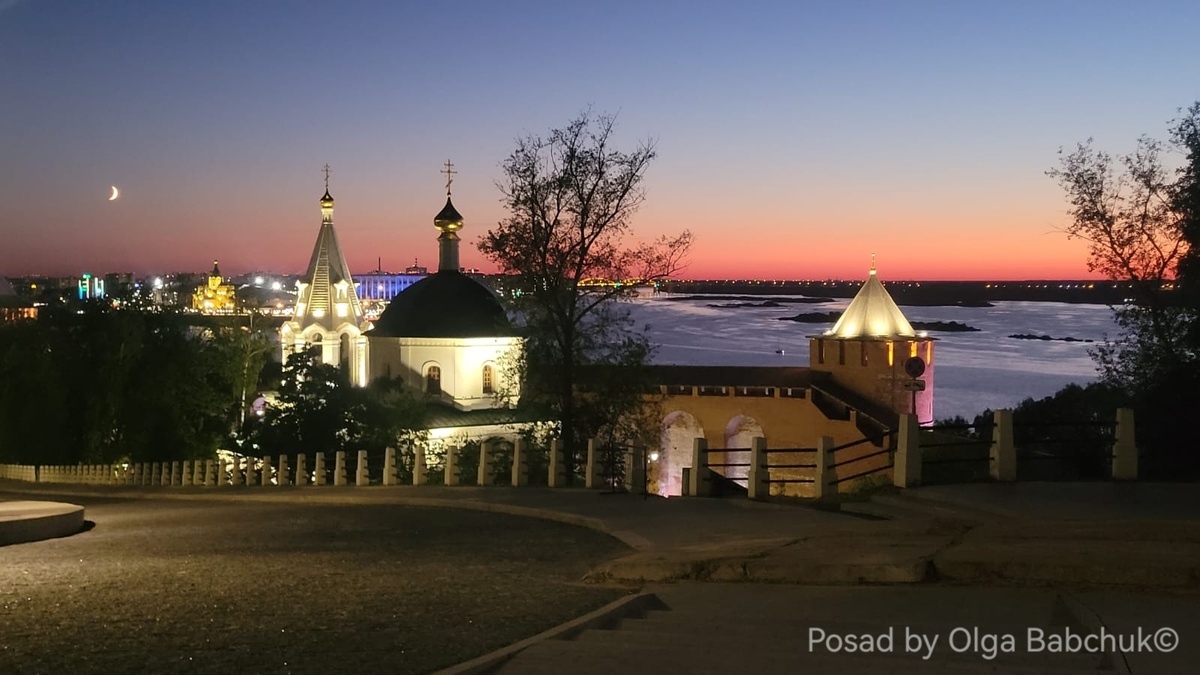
[{"x1": 807, "y1": 626, "x2": 1179, "y2": 661}]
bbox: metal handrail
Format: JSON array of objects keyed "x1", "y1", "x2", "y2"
[
  {"x1": 830, "y1": 465, "x2": 890, "y2": 485},
  {"x1": 829, "y1": 446, "x2": 891, "y2": 469},
  {"x1": 829, "y1": 431, "x2": 894, "y2": 453}
]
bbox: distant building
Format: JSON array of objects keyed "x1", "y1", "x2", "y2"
[
  {"x1": 0, "y1": 275, "x2": 37, "y2": 322},
  {"x1": 352, "y1": 271, "x2": 428, "y2": 302},
  {"x1": 192, "y1": 260, "x2": 237, "y2": 314},
  {"x1": 77, "y1": 273, "x2": 105, "y2": 300}
]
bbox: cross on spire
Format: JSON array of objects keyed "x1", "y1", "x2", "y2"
[
  {"x1": 871, "y1": 252, "x2": 877, "y2": 273},
  {"x1": 441, "y1": 159, "x2": 457, "y2": 196},
  {"x1": 322, "y1": 163, "x2": 332, "y2": 191}
]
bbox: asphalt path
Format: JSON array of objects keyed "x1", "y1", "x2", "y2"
[{"x1": 0, "y1": 491, "x2": 630, "y2": 674}]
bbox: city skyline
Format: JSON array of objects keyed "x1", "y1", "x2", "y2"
[{"x1": 2, "y1": 1, "x2": 1197, "y2": 280}]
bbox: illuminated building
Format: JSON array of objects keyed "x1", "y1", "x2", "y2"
[
  {"x1": 368, "y1": 164, "x2": 522, "y2": 413},
  {"x1": 0, "y1": 275, "x2": 37, "y2": 322},
  {"x1": 77, "y1": 273, "x2": 105, "y2": 300},
  {"x1": 809, "y1": 259, "x2": 935, "y2": 423},
  {"x1": 192, "y1": 260, "x2": 237, "y2": 314},
  {"x1": 279, "y1": 175, "x2": 372, "y2": 385}
]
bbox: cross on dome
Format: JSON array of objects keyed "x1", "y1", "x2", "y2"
[{"x1": 442, "y1": 159, "x2": 457, "y2": 196}]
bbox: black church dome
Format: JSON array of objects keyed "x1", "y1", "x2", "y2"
[{"x1": 371, "y1": 271, "x2": 514, "y2": 338}]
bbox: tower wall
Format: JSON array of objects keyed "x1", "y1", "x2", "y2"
[{"x1": 809, "y1": 337, "x2": 935, "y2": 422}]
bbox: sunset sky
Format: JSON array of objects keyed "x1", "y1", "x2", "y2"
[{"x1": 2, "y1": 1, "x2": 1197, "y2": 280}]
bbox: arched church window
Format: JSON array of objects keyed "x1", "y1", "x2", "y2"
[
  {"x1": 426, "y1": 365, "x2": 442, "y2": 395},
  {"x1": 482, "y1": 364, "x2": 494, "y2": 395}
]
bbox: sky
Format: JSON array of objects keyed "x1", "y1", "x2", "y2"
[{"x1": 1, "y1": 1, "x2": 1198, "y2": 281}]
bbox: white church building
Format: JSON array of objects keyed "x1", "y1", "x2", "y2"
[{"x1": 282, "y1": 172, "x2": 526, "y2": 444}]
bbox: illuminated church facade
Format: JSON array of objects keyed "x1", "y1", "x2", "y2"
[
  {"x1": 282, "y1": 167, "x2": 522, "y2": 441},
  {"x1": 192, "y1": 260, "x2": 237, "y2": 314}
]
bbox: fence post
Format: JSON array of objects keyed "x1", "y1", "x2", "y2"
[
  {"x1": 356, "y1": 450, "x2": 370, "y2": 486},
  {"x1": 624, "y1": 445, "x2": 645, "y2": 493},
  {"x1": 511, "y1": 438, "x2": 527, "y2": 487},
  {"x1": 548, "y1": 439, "x2": 564, "y2": 488},
  {"x1": 314, "y1": 452, "x2": 327, "y2": 486},
  {"x1": 477, "y1": 442, "x2": 490, "y2": 486},
  {"x1": 585, "y1": 439, "x2": 600, "y2": 489},
  {"x1": 260, "y1": 456, "x2": 273, "y2": 487},
  {"x1": 445, "y1": 445, "x2": 460, "y2": 486},
  {"x1": 333, "y1": 451, "x2": 347, "y2": 486},
  {"x1": 296, "y1": 454, "x2": 309, "y2": 486},
  {"x1": 748, "y1": 436, "x2": 769, "y2": 500},
  {"x1": 895, "y1": 414, "x2": 921, "y2": 488},
  {"x1": 990, "y1": 409, "x2": 1016, "y2": 481},
  {"x1": 689, "y1": 438, "x2": 711, "y2": 497},
  {"x1": 1112, "y1": 407, "x2": 1138, "y2": 480},
  {"x1": 814, "y1": 436, "x2": 835, "y2": 499},
  {"x1": 383, "y1": 447, "x2": 397, "y2": 486},
  {"x1": 277, "y1": 454, "x2": 289, "y2": 486},
  {"x1": 414, "y1": 445, "x2": 427, "y2": 486}
]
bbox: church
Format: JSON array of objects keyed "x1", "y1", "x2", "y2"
[
  {"x1": 279, "y1": 165, "x2": 935, "y2": 495},
  {"x1": 282, "y1": 166, "x2": 525, "y2": 444}
]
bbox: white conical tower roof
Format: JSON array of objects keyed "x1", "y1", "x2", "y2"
[
  {"x1": 826, "y1": 261, "x2": 915, "y2": 339},
  {"x1": 291, "y1": 188, "x2": 366, "y2": 331}
]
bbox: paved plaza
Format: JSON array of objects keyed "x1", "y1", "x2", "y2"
[{"x1": 2, "y1": 480, "x2": 1199, "y2": 674}]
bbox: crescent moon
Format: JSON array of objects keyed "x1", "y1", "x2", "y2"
[{"x1": 109, "y1": 186, "x2": 119, "y2": 201}]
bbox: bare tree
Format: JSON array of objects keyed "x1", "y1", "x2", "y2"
[
  {"x1": 1048, "y1": 103, "x2": 1199, "y2": 391},
  {"x1": 479, "y1": 110, "x2": 692, "y2": 477}
]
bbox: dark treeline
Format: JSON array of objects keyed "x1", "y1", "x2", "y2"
[
  {"x1": 0, "y1": 302, "x2": 270, "y2": 465},
  {"x1": 663, "y1": 280, "x2": 1172, "y2": 307}
]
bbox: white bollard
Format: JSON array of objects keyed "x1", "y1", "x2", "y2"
[
  {"x1": 414, "y1": 446, "x2": 427, "y2": 486},
  {"x1": 277, "y1": 454, "x2": 289, "y2": 486},
  {"x1": 585, "y1": 439, "x2": 600, "y2": 489},
  {"x1": 990, "y1": 409, "x2": 1016, "y2": 481},
  {"x1": 894, "y1": 414, "x2": 921, "y2": 488},
  {"x1": 171, "y1": 461, "x2": 181, "y2": 486},
  {"x1": 296, "y1": 454, "x2": 309, "y2": 486},
  {"x1": 446, "y1": 445, "x2": 460, "y2": 486},
  {"x1": 334, "y1": 451, "x2": 347, "y2": 486},
  {"x1": 549, "y1": 439, "x2": 565, "y2": 488},
  {"x1": 260, "y1": 456, "x2": 273, "y2": 487},
  {"x1": 748, "y1": 436, "x2": 769, "y2": 500},
  {"x1": 477, "y1": 442, "x2": 490, "y2": 486},
  {"x1": 814, "y1": 436, "x2": 835, "y2": 500},
  {"x1": 512, "y1": 438, "x2": 528, "y2": 487},
  {"x1": 1112, "y1": 407, "x2": 1138, "y2": 480},
  {"x1": 383, "y1": 448, "x2": 397, "y2": 486},
  {"x1": 688, "y1": 438, "x2": 711, "y2": 497},
  {"x1": 314, "y1": 452, "x2": 326, "y2": 486},
  {"x1": 356, "y1": 450, "x2": 370, "y2": 486}
]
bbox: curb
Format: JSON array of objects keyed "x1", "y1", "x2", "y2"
[
  {"x1": 0, "y1": 501, "x2": 86, "y2": 546},
  {"x1": 432, "y1": 591, "x2": 665, "y2": 675},
  {"x1": 0, "y1": 483, "x2": 651, "y2": 550}
]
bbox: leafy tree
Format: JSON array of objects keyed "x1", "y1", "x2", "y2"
[
  {"x1": 478, "y1": 110, "x2": 691, "y2": 479},
  {"x1": 0, "y1": 304, "x2": 232, "y2": 464},
  {"x1": 1048, "y1": 102, "x2": 1200, "y2": 477},
  {"x1": 243, "y1": 347, "x2": 425, "y2": 474}
]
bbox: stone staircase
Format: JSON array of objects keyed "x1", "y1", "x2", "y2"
[{"x1": 488, "y1": 585, "x2": 1116, "y2": 674}]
